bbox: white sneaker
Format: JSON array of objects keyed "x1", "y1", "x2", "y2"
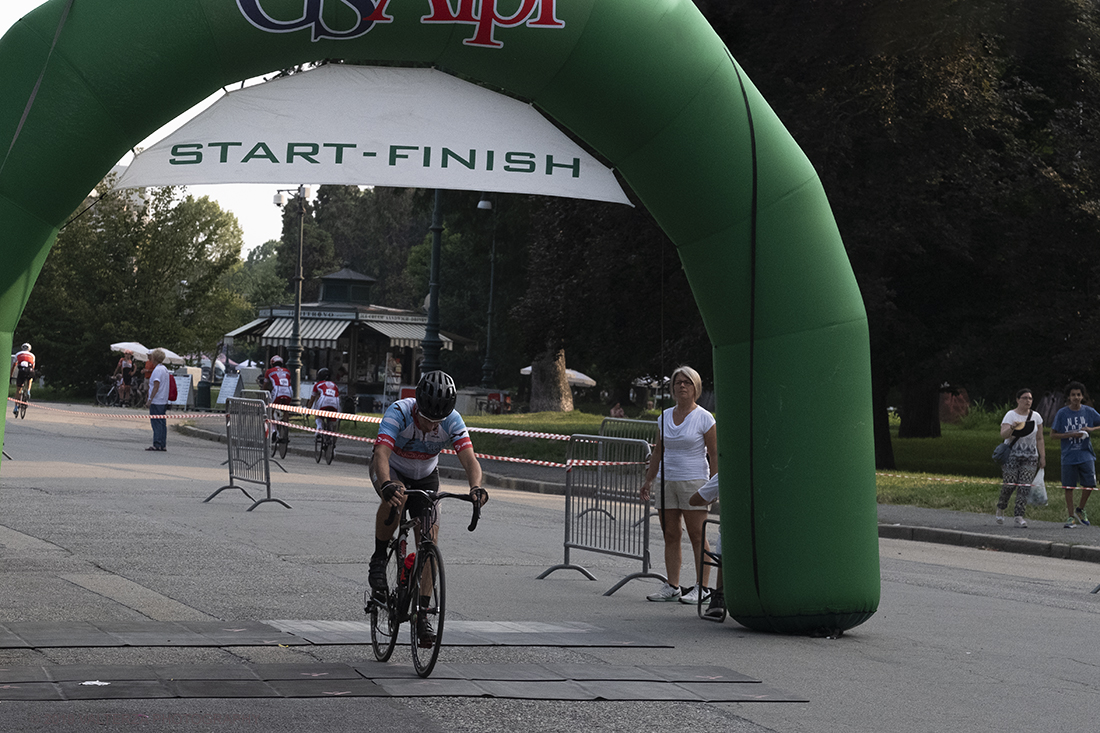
[
  {"x1": 680, "y1": 585, "x2": 711, "y2": 605},
  {"x1": 646, "y1": 583, "x2": 681, "y2": 602},
  {"x1": 995, "y1": 508, "x2": 1004, "y2": 525},
  {"x1": 1015, "y1": 516, "x2": 1028, "y2": 528}
]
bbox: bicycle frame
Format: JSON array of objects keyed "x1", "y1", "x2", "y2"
[{"x1": 367, "y1": 488, "x2": 482, "y2": 677}]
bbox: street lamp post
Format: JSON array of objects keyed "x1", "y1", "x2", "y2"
[
  {"x1": 421, "y1": 188, "x2": 445, "y2": 373},
  {"x1": 478, "y1": 193, "x2": 496, "y2": 388},
  {"x1": 273, "y1": 184, "x2": 311, "y2": 405}
]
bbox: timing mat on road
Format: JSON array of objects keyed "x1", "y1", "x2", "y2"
[
  {"x1": 0, "y1": 620, "x2": 667, "y2": 650},
  {"x1": 0, "y1": 660, "x2": 803, "y2": 702}
]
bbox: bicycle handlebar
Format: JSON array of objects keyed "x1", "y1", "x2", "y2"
[{"x1": 381, "y1": 488, "x2": 482, "y2": 532}]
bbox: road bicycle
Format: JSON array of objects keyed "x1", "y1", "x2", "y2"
[
  {"x1": 269, "y1": 399, "x2": 290, "y2": 459},
  {"x1": 313, "y1": 412, "x2": 338, "y2": 465},
  {"x1": 365, "y1": 488, "x2": 483, "y2": 678},
  {"x1": 13, "y1": 381, "x2": 29, "y2": 419},
  {"x1": 95, "y1": 375, "x2": 121, "y2": 407}
]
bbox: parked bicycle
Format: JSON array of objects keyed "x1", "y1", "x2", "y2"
[
  {"x1": 95, "y1": 375, "x2": 122, "y2": 407},
  {"x1": 314, "y1": 412, "x2": 338, "y2": 465},
  {"x1": 365, "y1": 488, "x2": 484, "y2": 678}
]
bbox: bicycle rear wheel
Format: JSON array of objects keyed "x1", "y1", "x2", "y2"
[
  {"x1": 325, "y1": 437, "x2": 335, "y2": 464},
  {"x1": 369, "y1": 543, "x2": 402, "y2": 662},
  {"x1": 410, "y1": 544, "x2": 445, "y2": 677},
  {"x1": 278, "y1": 424, "x2": 288, "y2": 458},
  {"x1": 314, "y1": 434, "x2": 323, "y2": 463},
  {"x1": 19, "y1": 396, "x2": 27, "y2": 418}
]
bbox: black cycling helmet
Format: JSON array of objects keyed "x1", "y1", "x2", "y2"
[
  {"x1": 416, "y1": 370, "x2": 457, "y2": 421},
  {"x1": 316, "y1": 367, "x2": 331, "y2": 381}
]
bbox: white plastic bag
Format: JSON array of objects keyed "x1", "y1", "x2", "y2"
[{"x1": 1028, "y1": 468, "x2": 1048, "y2": 506}]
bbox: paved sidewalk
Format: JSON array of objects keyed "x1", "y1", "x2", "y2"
[{"x1": 179, "y1": 421, "x2": 1100, "y2": 565}]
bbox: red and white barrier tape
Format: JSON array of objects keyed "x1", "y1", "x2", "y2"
[
  {"x1": 267, "y1": 418, "x2": 642, "y2": 469},
  {"x1": 8, "y1": 398, "x2": 643, "y2": 469},
  {"x1": 6, "y1": 398, "x2": 221, "y2": 420}
]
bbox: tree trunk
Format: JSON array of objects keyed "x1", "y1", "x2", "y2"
[
  {"x1": 872, "y1": 369, "x2": 896, "y2": 469},
  {"x1": 529, "y1": 348, "x2": 574, "y2": 413},
  {"x1": 898, "y1": 381, "x2": 942, "y2": 439}
]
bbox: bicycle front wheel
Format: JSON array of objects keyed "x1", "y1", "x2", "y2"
[
  {"x1": 370, "y1": 543, "x2": 402, "y2": 662},
  {"x1": 410, "y1": 544, "x2": 446, "y2": 678}
]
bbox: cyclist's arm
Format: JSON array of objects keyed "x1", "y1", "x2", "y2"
[
  {"x1": 456, "y1": 445, "x2": 483, "y2": 490},
  {"x1": 371, "y1": 442, "x2": 406, "y2": 506}
]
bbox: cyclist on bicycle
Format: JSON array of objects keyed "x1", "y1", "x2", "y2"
[
  {"x1": 368, "y1": 370, "x2": 488, "y2": 645},
  {"x1": 260, "y1": 355, "x2": 293, "y2": 406},
  {"x1": 11, "y1": 343, "x2": 35, "y2": 417},
  {"x1": 307, "y1": 367, "x2": 340, "y2": 432}
]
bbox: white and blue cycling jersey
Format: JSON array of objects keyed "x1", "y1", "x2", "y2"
[{"x1": 375, "y1": 397, "x2": 473, "y2": 480}]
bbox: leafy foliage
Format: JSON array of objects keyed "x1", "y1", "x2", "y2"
[{"x1": 16, "y1": 184, "x2": 248, "y2": 393}]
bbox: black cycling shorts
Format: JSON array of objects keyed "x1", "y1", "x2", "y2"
[{"x1": 15, "y1": 367, "x2": 34, "y2": 386}]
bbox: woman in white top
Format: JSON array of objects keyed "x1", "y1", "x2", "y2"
[
  {"x1": 997, "y1": 388, "x2": 1046, "y2": 527},
  {"x1": 640, "y1": 365, "x2": 718, "y2": 603}
]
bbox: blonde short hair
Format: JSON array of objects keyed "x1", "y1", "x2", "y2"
[
  {"x1": 149, "y1": 348, "x2": 166, "y2": 364},
  {"x1": 671, "y1": 365, "x2": 702, "y2": 400}
]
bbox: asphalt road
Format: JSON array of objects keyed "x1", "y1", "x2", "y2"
[{"x1": 1, "y1": 404, "x2": 1099, "y2": 732}]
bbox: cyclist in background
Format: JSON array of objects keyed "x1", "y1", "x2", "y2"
[
  {"x1": 11, "y1": 343, "x2": 35, "y2": 417},
  {"x1": 307, "y1": 367, "x2": 340, "y2": 432},
  {"x1": 260, "y1": 355, "x2": 293, "y2": 406},
  {"x1": 368, "y1": 371, "x2": 488, "y2": 643}
]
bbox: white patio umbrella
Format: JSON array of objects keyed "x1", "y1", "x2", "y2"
[
  {"x1": 110, "y1": 341, "x2": 150, "y2": 359},
  {"x1": 519, "y1": 366, "x2": 597, "y2": 387},
  {"x1": 152, "y1": 348, "x2": 186, "y2": 366}
]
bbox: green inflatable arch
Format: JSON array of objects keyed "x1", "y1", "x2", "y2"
[{"x1": 0, "y1": 0, "x2": 879, "y2": 633}]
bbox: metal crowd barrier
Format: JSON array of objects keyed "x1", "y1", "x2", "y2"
[
  {"x1": 599, "y1": 417, "x2": 658, "y2": 445},
  {"x1": 204, "y1": 397, "x2": 290, "y2": 512},
  {"x1": 537, "y1": 434, "x2": 664, "y2": 595}
]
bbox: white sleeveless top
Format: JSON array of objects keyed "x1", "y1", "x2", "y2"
[{"x1": 657, "y1": 406, "x2": 716, "y2": 481}]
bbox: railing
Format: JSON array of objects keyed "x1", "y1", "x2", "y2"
[
  {"x1": 203, "y1": 397, "x2": 290, "y2": 511},
  {"x1": 537, "y1": 434, "x2": 663, "y2": 595}
]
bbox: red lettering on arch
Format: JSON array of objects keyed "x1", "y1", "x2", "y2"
[
  {"x1": 366, "y1": 0, "x2": 393, "y2": 23},
  {"x1": 422, "y1": 0, "x2": 477, "y2": 23}
]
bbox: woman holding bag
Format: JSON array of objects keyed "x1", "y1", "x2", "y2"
[{"x1": 997, "y1": 388, "x2": 1045, "y2": 527}]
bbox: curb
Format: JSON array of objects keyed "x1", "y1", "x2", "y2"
[
  {"x1": 878, "y1": 523, "x2": 1100, "y2": 564},
  {"x1": 175, "y1": 424, "x2": 568, "y2": 496}
]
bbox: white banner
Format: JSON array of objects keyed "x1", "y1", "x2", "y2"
[{"x1": 115, "y1": 65, "x2": 631, "y2": 205}]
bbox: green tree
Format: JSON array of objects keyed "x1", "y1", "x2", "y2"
[
  {"x1": 699, "y1": 0, "x2": 1100, "y2": 462},
  {"x1": 16, "y1": 183, "x2": 247, "y2": 393}
]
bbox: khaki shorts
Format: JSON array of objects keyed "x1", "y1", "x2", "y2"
[{"x1": 654, "y1": 478, "x2": 709, "y2": 511}]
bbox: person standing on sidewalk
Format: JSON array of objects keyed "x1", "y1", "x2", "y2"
[
  {"x1": 996, "y1": 389, "x2": 1045, "y2": 528},
  {"x1": 1050, "y1": 381, "x2": 1100, "y2": 527},
  {"x1": 640, "y1": 365, "x2": 718, "y2": 605},
  {"x1": 145, "y1": 349, "x2": 169, "y2": 452}
]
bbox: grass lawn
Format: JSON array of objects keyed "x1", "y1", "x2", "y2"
[{"x1": 887, "y1": 423, "x2": 1080, "y2": 521}]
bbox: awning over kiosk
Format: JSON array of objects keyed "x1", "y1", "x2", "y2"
[
  {"x1": 262, "y1": 318, "x2": 352, "y2": 348},
  {"x1": 224, "y1": 315, "x2": 452, "y2": 351},
  {"x1": 364, "y1": 321, "x2": 453, "y2": 350}
]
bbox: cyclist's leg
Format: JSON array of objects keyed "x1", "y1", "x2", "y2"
[{"x1": 369, "y1": 461, "x2": 412, "y2": 592}]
